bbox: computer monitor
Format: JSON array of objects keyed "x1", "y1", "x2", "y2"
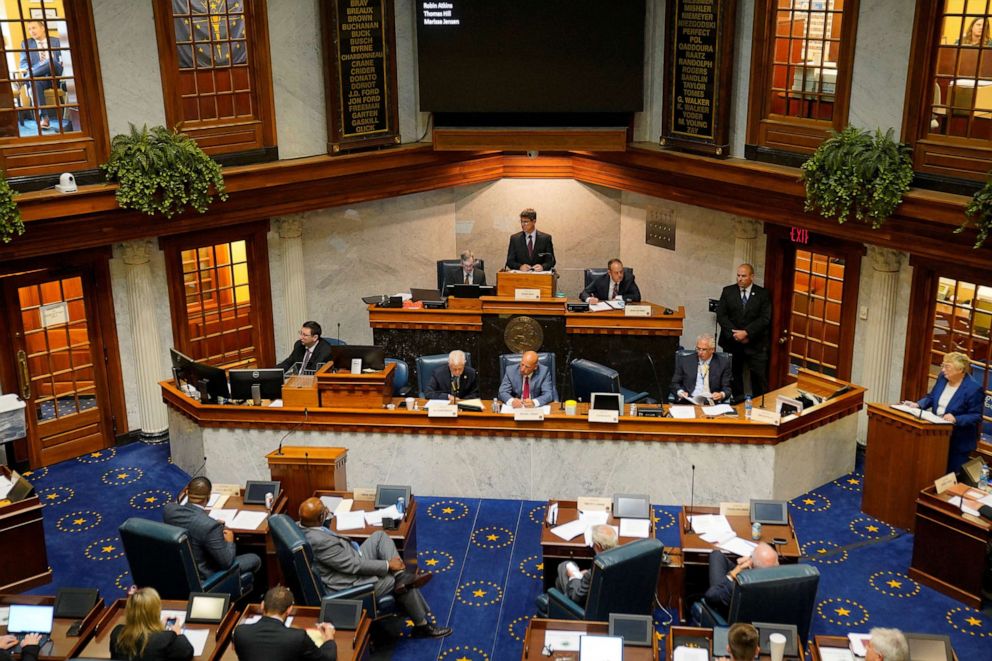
[
  {"x1": 608, "y1": 613, "x2": 652, "y2": 647},
  {"x1": 228, "y1": 368, "x2": 284, "y2": 400},
  {"x1": 754, "y1": 622, "x2": 798, "y2": 657},
  {"x1": 612, "y1": 493, "x2": 650, "y2": 519},
  {"x1": 904, "y1": 633, "x2": 954, "y2": 661},
  {"x1": 750, "y1": 499, "x2": 789, "y2": 525},
  {"x1": 319, "y1": 598, "x2": 363, "y2": 630},
  {"x1": 330, "y1": 345, "x2": 386, "y2": 371},
  {"x1": 374, "y1": 484, "x2": 411, "y2": 509},
  {"x1": 590, "y1": 392, "x2": 623, "y2": 413},
  {"x1": 185, "y1": 593, "x2": 229, "y2": 624},
  {"x1": 243, "y1": 480, "x2": 281, "y2": 505},
  {"x1": 170, "y1": 348, "x2": 196, "y2": 384},
  {"x1": 7, "y1": 604, "x2": 54, "y2": 634},
  {"x1": 410, "y1": 288, "x2": 445, "y2": 303},
  {"x1": 446, "y1": 283, "x2": 496, "y2": 299},
  {"x1": 54, "y1": 587, "x2": 100, "y2": 619}
]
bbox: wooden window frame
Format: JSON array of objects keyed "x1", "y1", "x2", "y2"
[
  {"x1": 902, "y1": 1, "x2": 992, "y2": 184},
  {"x1": 151, "y1": 0, "x2": 277, "y2": 161},
  {"x1": 745, "y1": 0, "x2": 859, "y2": 160},
  {"x1": 0, "y1": 1, "x2": 109, "y2": 179},
  {"x1": 160, "y1": 221, "x2": 275, "y2": 369}
]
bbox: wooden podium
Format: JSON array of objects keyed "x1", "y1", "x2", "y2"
[
  {"x1": 315, "y1": 361, "x2": 395, "y2": 408},
  {"x1": 0, "y1": 466, "x2": 51, "y2": 591},
  {"x1": 496, "y1": 271, "x2": 558, "y2": 298},
  {"x1": 266, "y1": 446, "x2": 348, "y2": 519},
  {"x1": 862, "y1": 403, "x2": 953, "y2": 530}
]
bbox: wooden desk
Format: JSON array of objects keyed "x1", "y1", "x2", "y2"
[
  {"x1": 908, "y1": 484, "x2": 992, "y2": 608},
  {"x1": 217, "y1": 604, "x2": 371, "y2": 661},
  {"x1": 0, "y1": 594, "x2": 103, "y2": 661},
  {"x1": 313, "y1": 490, "x2": 419, "y2": 570},
  {"x1": 539, "y1": 499, "x2": 655, "y2": 590},
  {"x1": 809, "y1": 634, "x2": 959, "y2": 661},
  {"x1": 316, "y1": 362, "x2": 395, "y2": 409},
  {"x1": 78, "y1": 598, "x2": 237, "y2": 660},
  {"x1": 0, "y1": 467, "x2": 51, "y2": 591},
  {"x1": 522, "y1": 618, "x2": 658, "y2": 660}
]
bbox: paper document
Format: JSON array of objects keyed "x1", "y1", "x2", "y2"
[
  {"x1": 0, "y1": 607, "x2": 8, "y2": 626},
  {"x1": 364, "y1": 505, "x2": 400, "y2": 527},
  {"x1": 335, "y1": 498, "x2": 354, "y2": 515},
  {"x1": 550, "y1": 519, "x2": 587, "y2": 541},
  {"x1": 208, "y1": 508, "x2": 237, "y2": 524},
  {"x1": 578, "y1": 510, "x2": 609, "y2": 526},
  {"x1": 890, "y1": 404, "x2": 952, "y2": 423},
  {"x1": 819, "y1": 648, "x2": 855, "y2": 661},
  {"x1": 0, "y1": 475, "x2": 12, "y2": 499},
  {"x1": 245, "y1": 614, "x2": 293, "y2": 626},
  {"x1": 847, "y1": 633, "x2": 870, "y2": 657},
  {"x1": 543, "y1": 630, "x2": 582, "y2": 652},
  {"x1": 304, "y1": 628, "x2": 324, "y2": 647},
  {"x1": 619, "y1": 518, "x2": 651, "y2": 538},
  {"x1": 229, "y1": 510, "x2": 268, "y2": 530},
  {"x1": 688, "y1": 394, "x2": 714, "y2": 406},
  {"x1": 669, "y1": 405, "x2": 697, "y2": 419},
  {"x1": 320, "y1": 496, "x2": 343, "y2": 513},
  {"x1": 181, "y1": 628, "x2": 209, "y2": 656},
  {"x1": 335, "y1": 510, "x2": 367, "y2": 531},
  {"x1": 268, "y1": 399, "x2": 283, "y2": 407},
  {"x1": 673, "y1": 646, "x2": 709, "y2": 661},
  {"x1": 690, "y1": 514, "x2": 733, "y2": 536},
  {"x1": 718, "y1": 536, "x2": 758, "y2": 557},
  {"x1": 425, "y1": 399, "x2": 453, "y2": 409},
  {"x1": 948, "y1": 496, "x2": 981, "y2": 517},
  {"x1": 499, "y1": 403, "x2": 551, "y2": 414},
  {"x1": 702, "y1": 404, "x2": 735, "y2": 416},
  {"x1": 981, "y1": 494, "x2": 992, "y2": 507},
  {"x1": 700, "y1": 531, "x2": 736, "y2": 545}
]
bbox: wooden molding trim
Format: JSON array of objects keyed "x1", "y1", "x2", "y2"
[{"x1": 433, "y1": 127, "x2": 629, "y2": 152}]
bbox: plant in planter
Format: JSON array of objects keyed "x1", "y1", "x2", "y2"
[
  {"x1": 0, "y1": 170, "x2": 24, "y2": 244},
  {"x1": 102, "y1": 124, "x2": 227, "y2": 219},
  {"x1": 958, "y1": 174, "x2": 992, "y2": 248},
  {"x1": 800, "y1": 126, "x2": 913, "y2": 229}
]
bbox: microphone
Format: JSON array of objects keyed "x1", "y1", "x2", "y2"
[
  {"x1": 304, "y1": 451, "x2": 312, "y2": 497},
  {"x1": 684, "y1": 464, "x2": 696, "y2": 534},
  {"x1": 451, "y1": 376, "x2": 459, "y2": 399},
  {"x1": 561, "y1": 349, "x2": 574, "y2": 410},
  {"x1": 192, "y1": 456, "x2": 207, "y2": 479},
  {"x1": 276, "y1": 407, "x2": 308, "y2": 455},
  {"x1": 336, "y1": 323, "x2": 341, "y2": 345},
  {"x1": 644, "y1": 351, "x2": 664, "y2": 404}
]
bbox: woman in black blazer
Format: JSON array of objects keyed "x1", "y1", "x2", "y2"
[{"x1": 110, "y1": 588, "x2": 193, "y2": 661}]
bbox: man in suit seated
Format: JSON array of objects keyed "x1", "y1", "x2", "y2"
[
  {"x1": 580, "y1": 258, "x2": 641, "y2": 303},
  {"x1": 703, "y1": 542, "x2": 779, "y2": 619},
  {"x1": 498, "y1": 350, "x2": 555, "y2": 408},
  {"x1": 425, "y1": 350, "x2": 479, "y2": 401},
  {"x1": 444, "y1": 250, "x2": 486, "y2": 289},
  {"x1": 505, "y1": 208, "x2": 555, "y2": 272},
  {"x1": 277, "y1": 321, "x2": 333, "y2": 374},
  {"x1": 670, "y1": 333, "x2": 732, "y2": 403},
  {"x1": 163, "y1": 477, "x2": 261, "y2": 594},
  {"x1": 232, "y1": 585, "x2": 336, "y2": 661},
  {"x1": 555, "y1": 524, "x2": 618, "y2": 606},
  {"x1": 298, "y1": 498, "x2": 452, "y2": 639}
]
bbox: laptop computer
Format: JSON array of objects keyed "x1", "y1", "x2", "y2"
[
  {"x1": 7, "y1": 603, "x2": 54, "y2": 650},
  {"x1": 410, "y1": 288, "x2": 446, "y2": 307}
]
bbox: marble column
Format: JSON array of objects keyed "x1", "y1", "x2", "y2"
[
  {"x1": 733, "y1": 217, "x2": 761, "y2": 269},
  {"x1": 277, "y1": 217, "x2": 307, "y2": 340},
  {"x1": 121, "y1": 240, "x2": 168, "y2": 436},
  {"x1": 858, "y1": 247, "x2": 905, "y2": 445}
]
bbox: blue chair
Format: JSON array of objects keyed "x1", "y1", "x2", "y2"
[
  {"x1": 499, "y1": 352, "x2": 559, "y2": 401},
  {"x1": 322, "y1": 337, "x2": 347, "y2": 347},
  {"x1": 436, "y1": 259, "x2": 486, "y2": 291},
  {"x1": 268, "y1": 514, "x2": 395, "y2": 618},
  {"x1": 695, "y1": 564, "x2": 821, "y2": 647},
  {"x1": 118, "y1": 518, "x2": 242, "y2": 600},
  {"x1": 385, "y1": 358, "x2": 412, "y2": 397},
  {"x1": 416, "y1": 352, "x2": 473, "y2": 399},
  {"x1": 583, "y1": 266, "x2": 633, "y2": 290},
  {"x1": 538, "y1": 538, "x2": 664, "y2": 620},
  {"x1": 570, "y1": 358, "x2": 649, "y2": 405}
]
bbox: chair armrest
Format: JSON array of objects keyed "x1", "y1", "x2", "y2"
[
  {"x1": 547, "y1": 588, "x2": 585, "y2": 620},
  {"x1": 695, "y1": 598, "x2": 728, "y2": 629},
  {"x1": 621, "y1": 388, "x2": 651, "y2": 404},
  {"x1": 202, "y1": 562, "x2": 241, "y2": 596},
  {"x1": 326, "y1": 581, "x2": 394, "y2": 619},
  {"x1": 396, "y1": 384, "x2": 413, "y2": 397}
]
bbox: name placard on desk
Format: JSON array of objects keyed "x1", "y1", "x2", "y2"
[
  {"x1": 514, "y1": 408, "x2": 545, "y2": 421},
  {"x1": 427, "y1": 404, "x2": 458, "y2": 418},
  {"x1": 578, "y1": 496, "x2": 613, "y2": 513},
  {"x1": 588, "y1": 409, "x2": 619, "y2": 424},
  {"x1": 352, "y1": 487, "x2": 376, "y2": 501},
  {"x1": 514, "y1": 288, "x2": 541, "y2": 300},
  {"x1": 750, "y1": 408, "x2": 781, "y2": 425},
  {"x1": 624, "y1": 305, "x2": 652, "y2": 317}
]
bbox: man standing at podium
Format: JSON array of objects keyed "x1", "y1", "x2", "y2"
[
  {"x1": 425, "y1": 350, "x2": 480, "y2": 401},
  {"x1": 505, "y1": 208, "x2": 555, "y2": 272},
  {"x1": 716, "y1": 264, "x2": 771, "y2": 397},
  {"x1": 278, "y1": 321, "x2": 333, "y2": 374}
]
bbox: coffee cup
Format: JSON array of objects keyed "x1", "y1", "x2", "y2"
[{"x1": 769, "y1": 632, "x2": 786, "y2": 661}]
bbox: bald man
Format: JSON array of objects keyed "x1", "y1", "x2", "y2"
[
  {"x1": 703, "y1": 542, "x2": 780, "y2": 619},
  {"x1": 497, "y1": 350, "x2": 556, "y2": 408},
  {"x1": 716, "y1": 263, "x2": 772, "y2": 397}
]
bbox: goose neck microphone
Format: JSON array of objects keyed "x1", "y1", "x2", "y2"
[
  {"x1": 276, "y1": 407, "x2": 308, "y2": 455},
  {"x1": 684, "y1": 464, "x2": 696, "y2": 534}
]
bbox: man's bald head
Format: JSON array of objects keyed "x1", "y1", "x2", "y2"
[
  {"x1": 751, "y1": 542, "x2": 779, "y2": 568},
  {"x1": 299, "y1": 497, "x2": 327, "y2": 528}
]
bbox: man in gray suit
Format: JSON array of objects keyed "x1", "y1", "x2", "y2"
[
  {"x1": 163, "y1": 477, "x2": 261, "y2": 594},
  {"x1": 498, "y1": 350, "x2": 555, "y2": 408},
  {"x1": 670, "y1": 333, "x2": 733, "y2": 403},
  {"x1": 298, "y1": 498, "x2": 452, "y2": 639}
]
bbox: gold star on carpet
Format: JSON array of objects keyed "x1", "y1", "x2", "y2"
[
  {"x1": 425, "y1": 558, "x2": 439, "y2": 566},
  {"x1": 848, "y1": 477, "x2": 860, "y2": 484},
  {"x1": 966, "y1": 616, "x2": 983, "y2": 627},
  {"x1": 835, "y1": 607, "x2": 851, "y2": 616},
  {"x1": 887, "y1": 579, "x2": 902, "y2": 588},
  {"x1": 442, "y1": 507, "x2": 454, "y2": 514},
  {"x1": 102, "y1": 545, "x2": 116, "y2": 553},
  {"x1": 457, "y1": 656, "x2": 471, "y2": 661},
  {"x1": 73, "y1": 518, "x2": 86, "y2": 525},
  {"x1": 472, "y1": 588, "x2": 486, "y2": 597},
  {"x1": 486, "y1": 533, "x2": 499, "y2": 541},
  {"x1": 23, "y1": 471, "x2": 32, "y2": 476},
  {"x1": 817, "y1": 548, "x2": 828, "y2": 554},
  {"x1": 46, "y1": 494, "x2": 58, "y2": 500},
  {"x1": 117, "y1": 472, "x2": 129, "y2": 479},
  {"x1": 404, "y1": 618, "x2": 414, "y2": 628},
  {"x1": 866, "y1": 525, "x2": 879, "y2": 532},
  {"x1": 803, "y1": 498, "x2": 815, "y2": 505},
  {"x1": 536, "y1": 562, "x2": 544, "y2": 570},
  {"x1": 90, "y1": 452, "x2": 102, "y2": 457},
  {"x1": 145, "y1": 496, "x2": 157, "y2": 503},
  {"x1": 656, "y1": 630, "x2": 665, "y2": 640}
]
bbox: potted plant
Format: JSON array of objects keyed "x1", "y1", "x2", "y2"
[
  {"x1": 958, "y1": 174, "x2": 992, "y2": 248},
  {"x1": 800, "y1": 126, "x2": 913, "y2": 229},
  {"x1": 0, "y1": 170, "x2": 24, "y2": 243},
  {"x1": 102, "y1": 124, "x2": 227, "y2": 219}
]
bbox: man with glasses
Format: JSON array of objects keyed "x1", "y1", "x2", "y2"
[
  {"x1": 505, "y1": 208, "x2": 556, "y2": 272},
  {"x1": 443, "y1": 249, "x2": 487, "y2": 288},
  {"x1": 277, "y1": 321, "x2": 333, "y2": 374},
  {"x1": 670, "y1": 333, "x2": 732, "y2": 403}
]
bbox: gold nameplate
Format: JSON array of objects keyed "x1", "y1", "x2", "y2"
[
  {"x1": 588, "y1": 409, "x2": 619, "y2": 424},
  {"x1": 514, "y1": 288, "x2": 541, "y2": 300},
  {"x1": 624, "y1": 305, "x2": 652, "y2": 317},
  {"x1": 352, "y1": 487, "x2": 376, "y2": 502},
  {"x1": 934, "y1": 472, "x2": 958, "y2": 494},
  {"x1": 514, "y1": 408, "x2": 545, "y2": 421}
]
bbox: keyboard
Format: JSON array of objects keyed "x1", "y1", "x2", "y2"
[{"x1": 11, "y1": 634, "x2": 51, "y2": 653}]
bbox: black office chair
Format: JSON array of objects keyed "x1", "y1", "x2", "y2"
[
  {"x1": 499, "y1": 352, "x2": 558, "y2": 401},
  {"x1": 583, "y1": 266, "x2": 633, "y2": 290},
  {"x1": 385, "y1": 358, "x2": 412, "y2": 396},
  {"x1": 436, "y1": 259, "x2": 486, "y2": 291},
  {"x1": 416, "y1": 352, "x2": 473, "y2": 398},
  {"x1": 570, "y1": 358, "x2": 650, "y2": 404},
  {"x1": 667, "y1": 348, "x2": 734, "y2": 403},
  {"x1": 322, "y1": 336, "x2": 347, "y2": 347}
]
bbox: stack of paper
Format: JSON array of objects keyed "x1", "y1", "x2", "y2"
[
  {"x1": 819, "y1": 648, "x2": 855, "y2": 661},
  {"x1": 890, "y1": 404, "x2": 951, "y2": 424},
  {"x1": 208, "y1": 508, "x2": 237, "y2": 524},
  {"x1": 701, "y1": 404, "x2": 735, "y2": 416},
  {"x1": 543, "y1": 630, "x2": 581, "y2": 652},
  {"x1": 847, "y1": 633, "x2": 870, "y2": 656},
  {"x1": 229, "y1": 510, "x2": 268, "y2": 530},
  {"x1": 182, "y1": 628, "x2": 210, "y2": 656},
  {"x1": 690, "y1": 514, "x2": 733, "y2": 536},
  {"x1": 335, "y1": 511, "x2": 368, "y2": 531},
  {"x1": 550, "y1": 519, "x2": 587, "y2": 541},
  {"x1": 673, "y1": 646, "x2": 709, "y2": 661},
  {"x1": 619, "y1": 518, "x2": 650, "y2": 538},
  {"x1": 717, "y1": 536, "x2": 757, "y2": 557}
]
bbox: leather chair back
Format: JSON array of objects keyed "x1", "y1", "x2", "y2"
[
  {"x1": 416, "y1": 352, "x2": 473, "y2": 398},
  {"x1": 268, "y1": 514, "x2": 326, "y2": 606},
  {"x1": 385, "y1": 358, "x2": 410, "y2": 395},
  {"x1": 583, "y1": 267, "x2": 633, "y2": 289},
  {"x1": 500, "y1": 352, "x2": 558, "y2": 401},
  {"x1": 118, "y1": 517, "x2": 240, "y2": 600},
  {"x1": 728, "y1": 564, "x2": 820, "y2": 646},
  {"x1": 570, "y1": 358, "x2": 619, "y2": 402},
  {"x1": 437, "y1": 259, "x2": 486, "y2": 290}
]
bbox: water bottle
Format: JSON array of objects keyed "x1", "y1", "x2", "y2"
[
  {"x1": 751, "y1": 521, "x2": 762, "y2": 541},
  {"x1": 630, "y1": 403, "x2": 637, "y2": 417},
  {"x1": 980, "y1": 464, "x2": 990, "y2": 491},
  {"x1": 396, "y1": 496, "x2": 405, "y2": 516},
  {"x1": 492, "y1": 397, "x2": 500, "y2": 413},
  {"x1": 744, "y1": 395, "x2": 753, "y2": 420}
]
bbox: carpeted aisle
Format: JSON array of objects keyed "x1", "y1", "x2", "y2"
[{"x1": 17, "y1": 442, "x2": 992, "y2": 659}]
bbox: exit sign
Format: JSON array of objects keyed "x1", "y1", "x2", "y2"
[{"x1": 790, "y1": 227, "x2": 809, "y2": 244}]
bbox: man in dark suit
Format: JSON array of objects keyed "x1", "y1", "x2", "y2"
[
  {"x1": 19, "y1": 21, "x2": 63, "y2": 130},
  {"x1": 425, "y1": 350, "x2": 480, "y2": 401},
  {"x1": 443, "y1": 250, "x2": 487, "y2": 290},
  {"x1": 278, "y1": 321, "x2": 333, "y2": 373},
  {"x1": 163, "y1": 476, "x2": 261, "y2": 594},
  {"x1": 670, "y1": 333, "x2": 732, "y2": 403},
  {"x1": 703, "y1": 542, "x2": 779, "y2": 619},
  {"x1": 505, "y1": 208, "x2": 555, "y2": 271},
  {"x1": 232, "y1": 586, "x2": 336, "y2": 661},
  {"x1": 498, "y1": 350, "x2": 556, "y2": 408},
  {"x1": 716, "y1": 263, "x2": 772, "y2": 397},
  {"x1": 298, "y1": 498, "x2": 452, "y2": 639},
  {"x1": 580, "y1": 258, "x2": 641, "y2": 303},
  {"x1": 555, "y1": 524, "x2": 617, "y2": 606}
]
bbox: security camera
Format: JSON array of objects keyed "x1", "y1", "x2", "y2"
[{"x1": 55, "y1": 172, "x2": 77, "y2": 194}]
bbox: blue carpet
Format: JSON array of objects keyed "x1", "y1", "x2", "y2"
[{"x1": 18, "y1": 443, "x2": 992, "y2": 660}]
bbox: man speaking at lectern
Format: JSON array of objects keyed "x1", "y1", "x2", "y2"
[{"x1": 505, "y1": 208, "x2": 555, "y2": 272}]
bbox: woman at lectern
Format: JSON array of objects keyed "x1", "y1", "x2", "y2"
[{"x1": 901, "y1": 351, "x2": 984, "y2": 474}]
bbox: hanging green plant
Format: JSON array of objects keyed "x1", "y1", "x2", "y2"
[
  {"x1": 800, "y1": 126, "x2": 913, "y2": 229},
  {"x1": 0, "y1": 170, "x2": 24, "y2": 244},
  {"x1": 958, "y1": 174, "x2": 992, "y2": 248},
  {"x1": 102, "y1": 124, "x2": 227, "y2": 219}
]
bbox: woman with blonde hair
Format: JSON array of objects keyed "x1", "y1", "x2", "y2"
[
  {"x1": 110, "y1": 587, "x2": 193, "y2": 661},
  {"x1": 902, "y1": 351, "x2": 984, "y2": 473}
]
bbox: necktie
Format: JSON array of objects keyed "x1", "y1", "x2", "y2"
[
  {"x1": 451, "y1": 376, "x2": 459, "y2": 396},
  {"x1": 301, "y1": 347, "x2": 313, "y2": 371},
  {"x1": 741, "y1": 289, "x2": 748, "y2": 305},
  {"x1": 522, "y1": 376, "x2": 530, "y2": 400},
  {"x1": 464, "y1": 271, "x2": 470, "y2": 285},
  {"x1": 527, "y1": 234, "x2": 534, "y2": 258},
  {"x1": 611, "y1": 283, "x2": 618, "y2": 300}
]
